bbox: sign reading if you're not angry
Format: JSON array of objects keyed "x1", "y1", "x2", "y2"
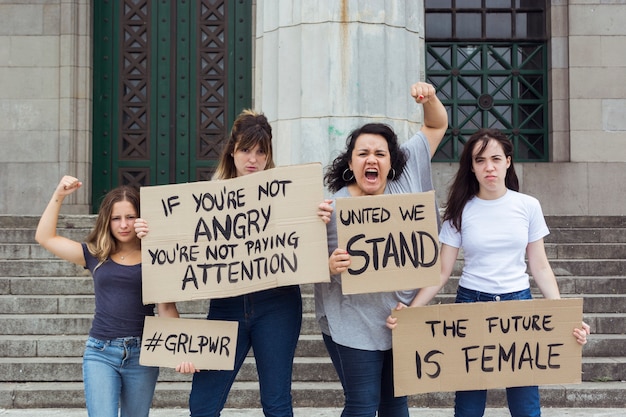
[
  {"x1": 139, "y1": 163, "x2": 329, "y2": 304},
  {"x1": 336, "y1": 191, "x2": 441, "y2": 294},
  {"x1": 392, "y1": 298, "x2": 584, "y2": 395}
]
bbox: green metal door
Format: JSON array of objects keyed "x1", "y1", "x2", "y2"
[{"x1": 92, "y1": 0, "x2": 251, "y2": 211}]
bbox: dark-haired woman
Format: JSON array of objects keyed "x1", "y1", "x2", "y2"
[
  {"x1": 315, "y1": 81, "x2": 448, "y2": 416},
  {"x1": 36, "y1": 176, "x2": 178, "y2": 417},
  {"x1": 387, "y1": 128, "x2": 590, "y2": 417}
]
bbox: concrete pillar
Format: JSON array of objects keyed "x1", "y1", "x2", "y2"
[{"x1": 254, "y1": 0, "x2": 426, "y2": 173}]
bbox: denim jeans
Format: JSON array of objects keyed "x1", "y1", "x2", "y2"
[
  {"x1": 323, "y1": 333, "x2": 409, "y2": 417},
  {"x1": 189, "y1": 286, "x2": 302, "y2": 417},
  {"x1": 83, "y1": 336, "x2": 159, "y2": 417},
  {"x1": 454, "y1": 286, "x2": 541, "y2": 417}
]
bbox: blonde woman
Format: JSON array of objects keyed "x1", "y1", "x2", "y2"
[{"x1": 36, "y1": 176, "x2": 178, "y2": 417}]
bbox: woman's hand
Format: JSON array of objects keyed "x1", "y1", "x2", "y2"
[
  {"x1": 410, "y1": 81, "x2": 437, "y2": 104},
  {"x1": 56, "y1": 175, "x2": 82, "y2": 197},
  {"x1": 134, "y1": 218, "x2": 149, "y2": 239},
  {"x1": 329, "y1": 248, "x2": 350, "y2": 275},
  {"x1": 386, "y1": 302, "x2": 408, "y2": 330},
  {"x1": 318, "y1": 199, "x2": 333, "y2": 224},
  {"x1": 410, "y1": 81, "x2": 448, "y2": 157},
  {"x1": 573, "y1": 321, "x2": 591, "y2": 346},
  {"x1": 175, "y1": 361, "x2": 199, "y2": 374}
]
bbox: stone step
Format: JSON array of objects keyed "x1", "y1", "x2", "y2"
[
  {"x1": 1, "y1": 214, "x2": 623, "y2": 230},
  {"x1": 0, "y1": 333, "x2": 331, "y2": 359},
  {"x1": 0, "y1": 356, "x2": 339, "y2": 383},
  {"x1": 2, "y1": 332, "x2": 622, "y2": 359},
  {"x1": 0, "y1": 277, "x2": 95, "y2": 295},
  {"x1": 0, "y1": 215, "x2": 96, "y2": 229},
  {"x1": 546, "y1": 228, "x2": 626, "y2": 244},
  {"x1": 5, "y1": 241, "x2": 626, "y2": 262},
  {"x1": 0, "y1": 311, "x2": 623, "y2": 337},
  {"x1": 0, "y1": 260, "x2": 88, "y2": 278},
  {"x1": 0, "y1": 313, "x2": 265, "y2": 335},
  {"x1": 4, "y1": 276, "x2": 626, "y2": 297},
  {"x1": 9, "y1": 257, "x2": 626, "y2": 280},
  {"x1": 0, "y1": 355, "x2": 622, "y2": 384},
  {"x1": 534, "y1": 259, "x2": 626, "y2": 277},
  {"x1": 0, "y1": 381, "x2": 624, "y2": 409},
  {"x1": 548, "y1": 276, "x2": 626, "y2": 295},
  {"x1": 0, "y1": 244, "x2": 56, "y2": 260},
  {"x1": 1, "y1": 292, "x2": 624, "y2": 315},
  {"x1": 444, "y1": 259, "x2": 626, "y2": 277},
  {"x1": 544, "y1": 216, "x2": 626, "y2": 228},
  {"x1": 545, "y1": 243, "x2": 626, "y2": 259},
  {"x1": 0, "y1": 229, "x2": 89, "y2": 245}
]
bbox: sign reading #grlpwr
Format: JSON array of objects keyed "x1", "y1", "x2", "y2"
[{"x1": 140, "y1": 316, "x2": 238, "y2": 370}]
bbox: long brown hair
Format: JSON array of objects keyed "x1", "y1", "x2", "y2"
[
  {"x1": 85, "y1": 185, "x2": 140, "y2": 262},
  {"x1": 213, "y1": 109, "x2": 275, "y2": 180},
  {"x1": 443, "y1": 128, "x2": 519, "y2": 231}
]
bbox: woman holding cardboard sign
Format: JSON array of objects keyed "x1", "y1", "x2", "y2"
[
  {"x1": 135, "y1": 109, "x2": 333, "y2": 417},
  {"x1": 315, "y1": 81, "x2": 448, "y2": 416},
  {"x1": 35, "y1": 177, "x2": 178, "y2": 417},
  {"x1": 387, "y1": 128, "x2": 590, "y2": 417}
]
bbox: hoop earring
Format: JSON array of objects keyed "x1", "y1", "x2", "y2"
[
  {"x1": 388, "y1": 168, "x2": 396, "y2": 181},
  {"x1": 342, "y1": 169, "x2": 354, "y2": 181}
]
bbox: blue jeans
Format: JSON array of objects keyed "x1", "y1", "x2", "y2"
[
  {"x1": 189, "y1": 286, "x2": 302, "y2": 417},
  {"x1": 323, "y1": 333, "x2": 408, "y2": 417},
  {"x1": 83, "y1": 336, "x2": 159, "y2": 417},
  {"x1": 454, "y1": 286, "x2": 541, "y2": 417}
]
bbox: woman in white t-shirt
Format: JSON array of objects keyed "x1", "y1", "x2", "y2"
[{"x1": 387, "y1": 128, "x2": 590, "y2": 417}]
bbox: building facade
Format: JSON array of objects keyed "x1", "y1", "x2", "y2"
[{"x1": 1, "y1": 0, "x2": 624, "y2": 216}]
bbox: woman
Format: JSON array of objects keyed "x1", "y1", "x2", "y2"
[
  {"x1": 135, "y1": 109, "x2": 332, "y2": 417},
  {"x1": 35, "y1": 176, "x2": 178, "y2": 417},
  {"x1": 315, "y1": 81, "x2": 448, "y2": 416},
  {"x1": 387, "y1": 128, "x2": 590, "y2": 417}
]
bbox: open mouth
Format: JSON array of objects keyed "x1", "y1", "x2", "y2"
[{"x1": 365, "y1": 169, "x2": 378, "y2": 181}]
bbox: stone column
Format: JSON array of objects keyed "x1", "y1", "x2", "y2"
[{"x1": 254, "y1": 0, "x2": 426, "y2": 173}]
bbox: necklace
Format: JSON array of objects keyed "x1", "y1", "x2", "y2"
[{"x1": 117, "y1": 248, "x2": 139, "y2": 260}]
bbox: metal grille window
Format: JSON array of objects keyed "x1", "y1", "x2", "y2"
[{"x1": 425, "y1": 1, "x2": 549, "y2": 162}]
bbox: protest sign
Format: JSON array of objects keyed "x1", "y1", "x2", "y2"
[
  {"x1": 392, "y1": 298, "x2": 583, "y2": 395},
  {"x1": 336, "y1": 191, "x2": 440, "y2": 294},
  {"x1": 140, "y1": 163, "x2": 329, "y2": 303},
  {"x1": 140, "y1": 316, "x2": 238, "y2": 370}
]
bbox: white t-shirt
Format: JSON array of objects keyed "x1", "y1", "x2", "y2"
[{"x1": 439, "y1": 189, "x2": 549, "y2": 294}]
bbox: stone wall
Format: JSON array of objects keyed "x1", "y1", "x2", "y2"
[
  {"x1": 0, "y1": 0, "x2": 624, "y2": 216},
  {"x1": 0, "y1": 0, "x2": 91, "y2": 215}
]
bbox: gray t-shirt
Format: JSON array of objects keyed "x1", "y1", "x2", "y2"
[{"x1": 314, "y1": 130, "x2": 438, "y2": 351}]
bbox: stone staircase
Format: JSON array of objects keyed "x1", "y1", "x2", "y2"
[{"x1": 0, "y1": 215, "x2": 624, "y2": 409}]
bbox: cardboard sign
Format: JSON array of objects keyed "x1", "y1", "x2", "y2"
[
  {"x1": 392, "y1": 298, "x2": 583, "y2": 395},
  {"x1": 336, "y1": 191, "x2": 440, "y2": 294},
  {"x1": 140, "y1": 316, "x2": 238, "y2": 370},
  {"x1": 140, "y1": 163, "x2": 329, "y2": 303}
]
